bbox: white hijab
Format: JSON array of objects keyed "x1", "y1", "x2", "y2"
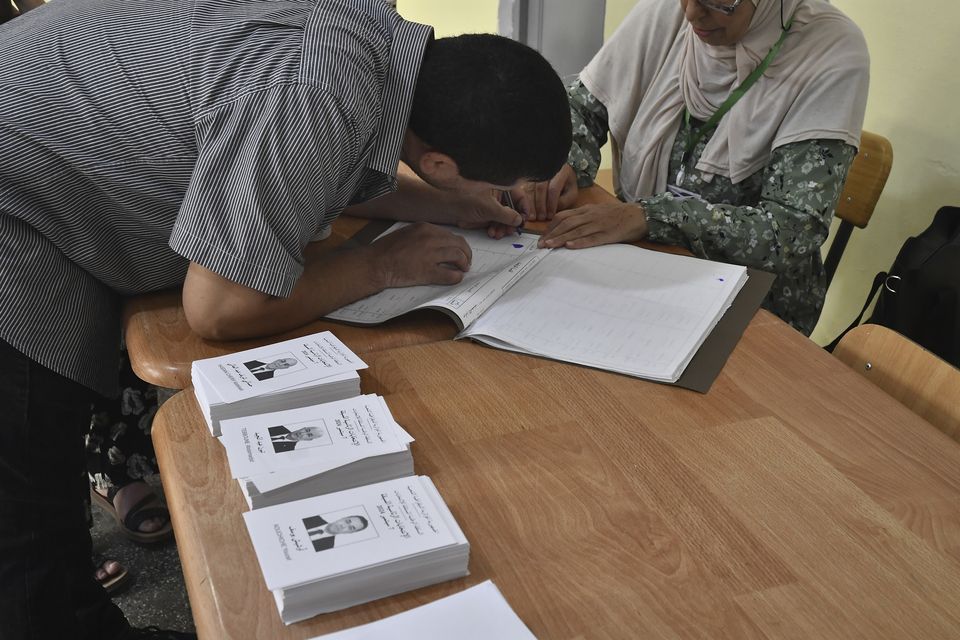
[{"x1": 579, "y1": 0, "x2": 870, "y2": 201}]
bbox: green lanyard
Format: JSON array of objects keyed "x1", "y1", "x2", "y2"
[{"x1": 676, "y1": 14, "x2": 796, "y2": 187}]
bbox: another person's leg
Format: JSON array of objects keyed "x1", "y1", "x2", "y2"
[
  {"x1": 0, "y1": 0, "x2": 45, "y2": 24},
  {"x1": 0, "y1": 338, "x2": 130, "y2": 640},
  {"x1": 87, "y1": 347, "x2": 171, "y2": 544},
  {"x1": 93, "y1": 554, "x2": 131, "y2": 595},
  {"x1": 1, "y1": 1, "x2": 15, "y2": 24}
]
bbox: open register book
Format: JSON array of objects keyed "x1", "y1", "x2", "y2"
[
  {"x1": 244, "y1": 476, "x2": 469, "y2": 624},
  {"x1": 326, "y1": 224, "x2": 749, "y2": 384},
  {"x1": 219, "y1": 394, "x2": 415, "y2": 509}
]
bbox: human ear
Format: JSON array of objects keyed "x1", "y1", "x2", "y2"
[{"x1": 417, "y1": 150, "x2": 461, "y2": 186}]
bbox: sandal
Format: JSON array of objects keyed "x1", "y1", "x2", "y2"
[
  {"x1": 94, "y1": 555, "x2": 132, "y2": 595},
  {"x1": 90, "y1": 482, "x2": 173, "y2": 545}
]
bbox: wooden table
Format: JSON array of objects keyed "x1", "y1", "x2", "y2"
[
  {"x1": 123, "y1": 185, "x2": 630, "y2": 390},
  {"x1": 153, "y1": 319, "x2": 960, "y2": 639}
]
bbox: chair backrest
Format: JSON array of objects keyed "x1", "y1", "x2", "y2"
[
  {"x1": 836, "y1": 131, "x2": 894, "y2": 229},
  {"x1": 833, "y1": 324, "x2": 960, "y2": 442},
  {"x1": 823, "y1": 131, "x2": 894, "y2": 287}
]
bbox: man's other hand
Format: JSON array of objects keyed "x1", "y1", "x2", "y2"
[{"x1": 371, "y1": 222, "x2": 473, "y2": 288}]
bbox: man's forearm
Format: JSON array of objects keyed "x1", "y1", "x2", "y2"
[
  {"x1": 182, "y1": 221, "x2": 474, "y2": 341},
  {"x1": 182, "y1": 244, "x2": 385, "y2": 341},
  {"x1": 344, "y1": 169, "x2": 458, "y2": 224}
]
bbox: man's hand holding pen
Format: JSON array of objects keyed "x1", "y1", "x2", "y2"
[
  {"x1": 484, "y1": 189, "x2": 527, "y2": 240},
  {"x1": 513, "y1": 164, "x2": 579, "y2": 221}
]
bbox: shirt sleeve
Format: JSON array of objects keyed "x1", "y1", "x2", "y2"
[
  {"x1": 170, "y1": 84, "x2": 358, "y2": 297},
  {"x1": 642, "y1": 139, "x2": 857, "y2": 274},
  {"x1": 566, "y1": 79, "x2": 611, "y2": 188}
]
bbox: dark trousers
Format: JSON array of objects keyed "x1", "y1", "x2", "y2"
[{"x1": 0, "y1": 339, "x2": 129, "y2": 640}]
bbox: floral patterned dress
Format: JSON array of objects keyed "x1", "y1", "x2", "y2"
[
  {"x1": 85, "y1": 347, "x2": 160, "y2": 495},
  {"x1": 567, "y1": 80, "x2": 856, "y2": 336}
]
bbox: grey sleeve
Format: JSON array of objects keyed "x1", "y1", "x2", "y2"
[{"x1": 170, "y1": 84, "x2": 357, "y2": 297}]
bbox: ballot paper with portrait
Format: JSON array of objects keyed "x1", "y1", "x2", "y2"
[
  {"x1": 243, "y1": 476, "x2": 469, "y2": 624},
  {"x1": 218, "y1": 394, "x2": 415, "y2": 509},
  {"x1": 191, "y1": 331, "x2": 366, "y2": 436}
]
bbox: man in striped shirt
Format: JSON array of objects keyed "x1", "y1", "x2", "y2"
[{"x1": 0, "y1": 0, "x2": 571, "y2": 638}]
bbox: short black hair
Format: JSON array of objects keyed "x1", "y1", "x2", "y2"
[{"x1": 409, "y1": 34, "x2": 572, "y2": 185}]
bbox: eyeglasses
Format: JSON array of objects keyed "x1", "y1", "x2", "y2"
[{"x1": 696, "y1": 0, "x2": 746, "y2": 16}]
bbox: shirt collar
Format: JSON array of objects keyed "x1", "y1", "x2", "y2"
[{"x1": 364, "y1": 17, "x2": 433, "y2": 181}]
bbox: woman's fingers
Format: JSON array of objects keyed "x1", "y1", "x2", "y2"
[{"x1": 538, "y1": 203, "x2": 648, "y2": 249}]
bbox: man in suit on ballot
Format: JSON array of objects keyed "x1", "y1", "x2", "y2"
[
  {"x1": 268, "y1": 425, "x2": 328, "y2": 453},
  {"x1": 0, "y1": 0, "x2": 571, "y2": 637},
  {"x1": 244, "y1": 357, "x2": 299, "y2": 381},
  {"x1": 303, "y1": 515, "x2": 370, "y2": 552}
]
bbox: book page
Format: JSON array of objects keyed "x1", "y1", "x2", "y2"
[
  {"x1": 220, "y1": 395, "x2": 407, "y2": 479},
  {"x1": 460, "y1": 244, "x2": 747, "y2": 382},
  {"x1": 325, "y1": 224, "x2": 549, "y2": 329},
  {"x1": 192, "y1": 332, "x2": 367, "y2": 405},
  {"x1": 243, "y1": 476, "x2": 460, "y2": 590},
  {"x1": 308, "y1": 580, "x2": 536, "y2": 640}
]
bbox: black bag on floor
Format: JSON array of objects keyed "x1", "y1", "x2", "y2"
[{"x1": 827, "y1": 206, "x2": 960, "y2": 366}]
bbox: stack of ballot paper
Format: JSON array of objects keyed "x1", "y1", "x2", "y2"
[
  {"x1": 218, "y1": 395, "x2": 416, "y2": 509},
  {"x1": 308, "y1": 580, "x2": 536, "y2": 639},
  {"x1": 191, "y1": 331, "x2": 366, "y2": 436},
  {"x1": 244, "y1": 476, "x2": 469, "y2": 624}
]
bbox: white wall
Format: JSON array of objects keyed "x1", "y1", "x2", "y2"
[
  {"x1": 397, "y1": 1, "x2": 498, "y2": 35},
  {"x1": 811, "y1": 0, "x2": 960, "y2": 344}
]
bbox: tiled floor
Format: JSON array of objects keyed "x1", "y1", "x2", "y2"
[{"x1": 91, "y1": 482, "x2": 196, "y2": 634}]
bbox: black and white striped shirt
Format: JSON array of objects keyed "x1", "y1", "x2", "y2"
[{"x1": 0, "y1": 0, "x2": 431, "y2": 396}]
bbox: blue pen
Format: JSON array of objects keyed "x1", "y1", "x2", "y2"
[{"x1": 501, "y1": 190, "x2": 524, "y2": 236}]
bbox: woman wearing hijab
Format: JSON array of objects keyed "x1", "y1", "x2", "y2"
[{"x1": 532, "y1": 0, "x2": 869, "y2": 335}]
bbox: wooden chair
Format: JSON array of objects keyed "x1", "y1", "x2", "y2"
[
  {"x1": 595, "y1": 167, "x2": 615, "y2": 194},
  {"x1": 833, "y1": 324, "x2": 960, "y2": 442},
  {"x1": 823, "y1": 130, "x2": 893, "y2": 287}
]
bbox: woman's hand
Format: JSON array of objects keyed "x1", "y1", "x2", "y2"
[
  {"x1": 538, "y1": 202, "x2": 649, "y2": 249},
  {"x1": 513, "y1": 164, "x2": 579, "y2": 221}
]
